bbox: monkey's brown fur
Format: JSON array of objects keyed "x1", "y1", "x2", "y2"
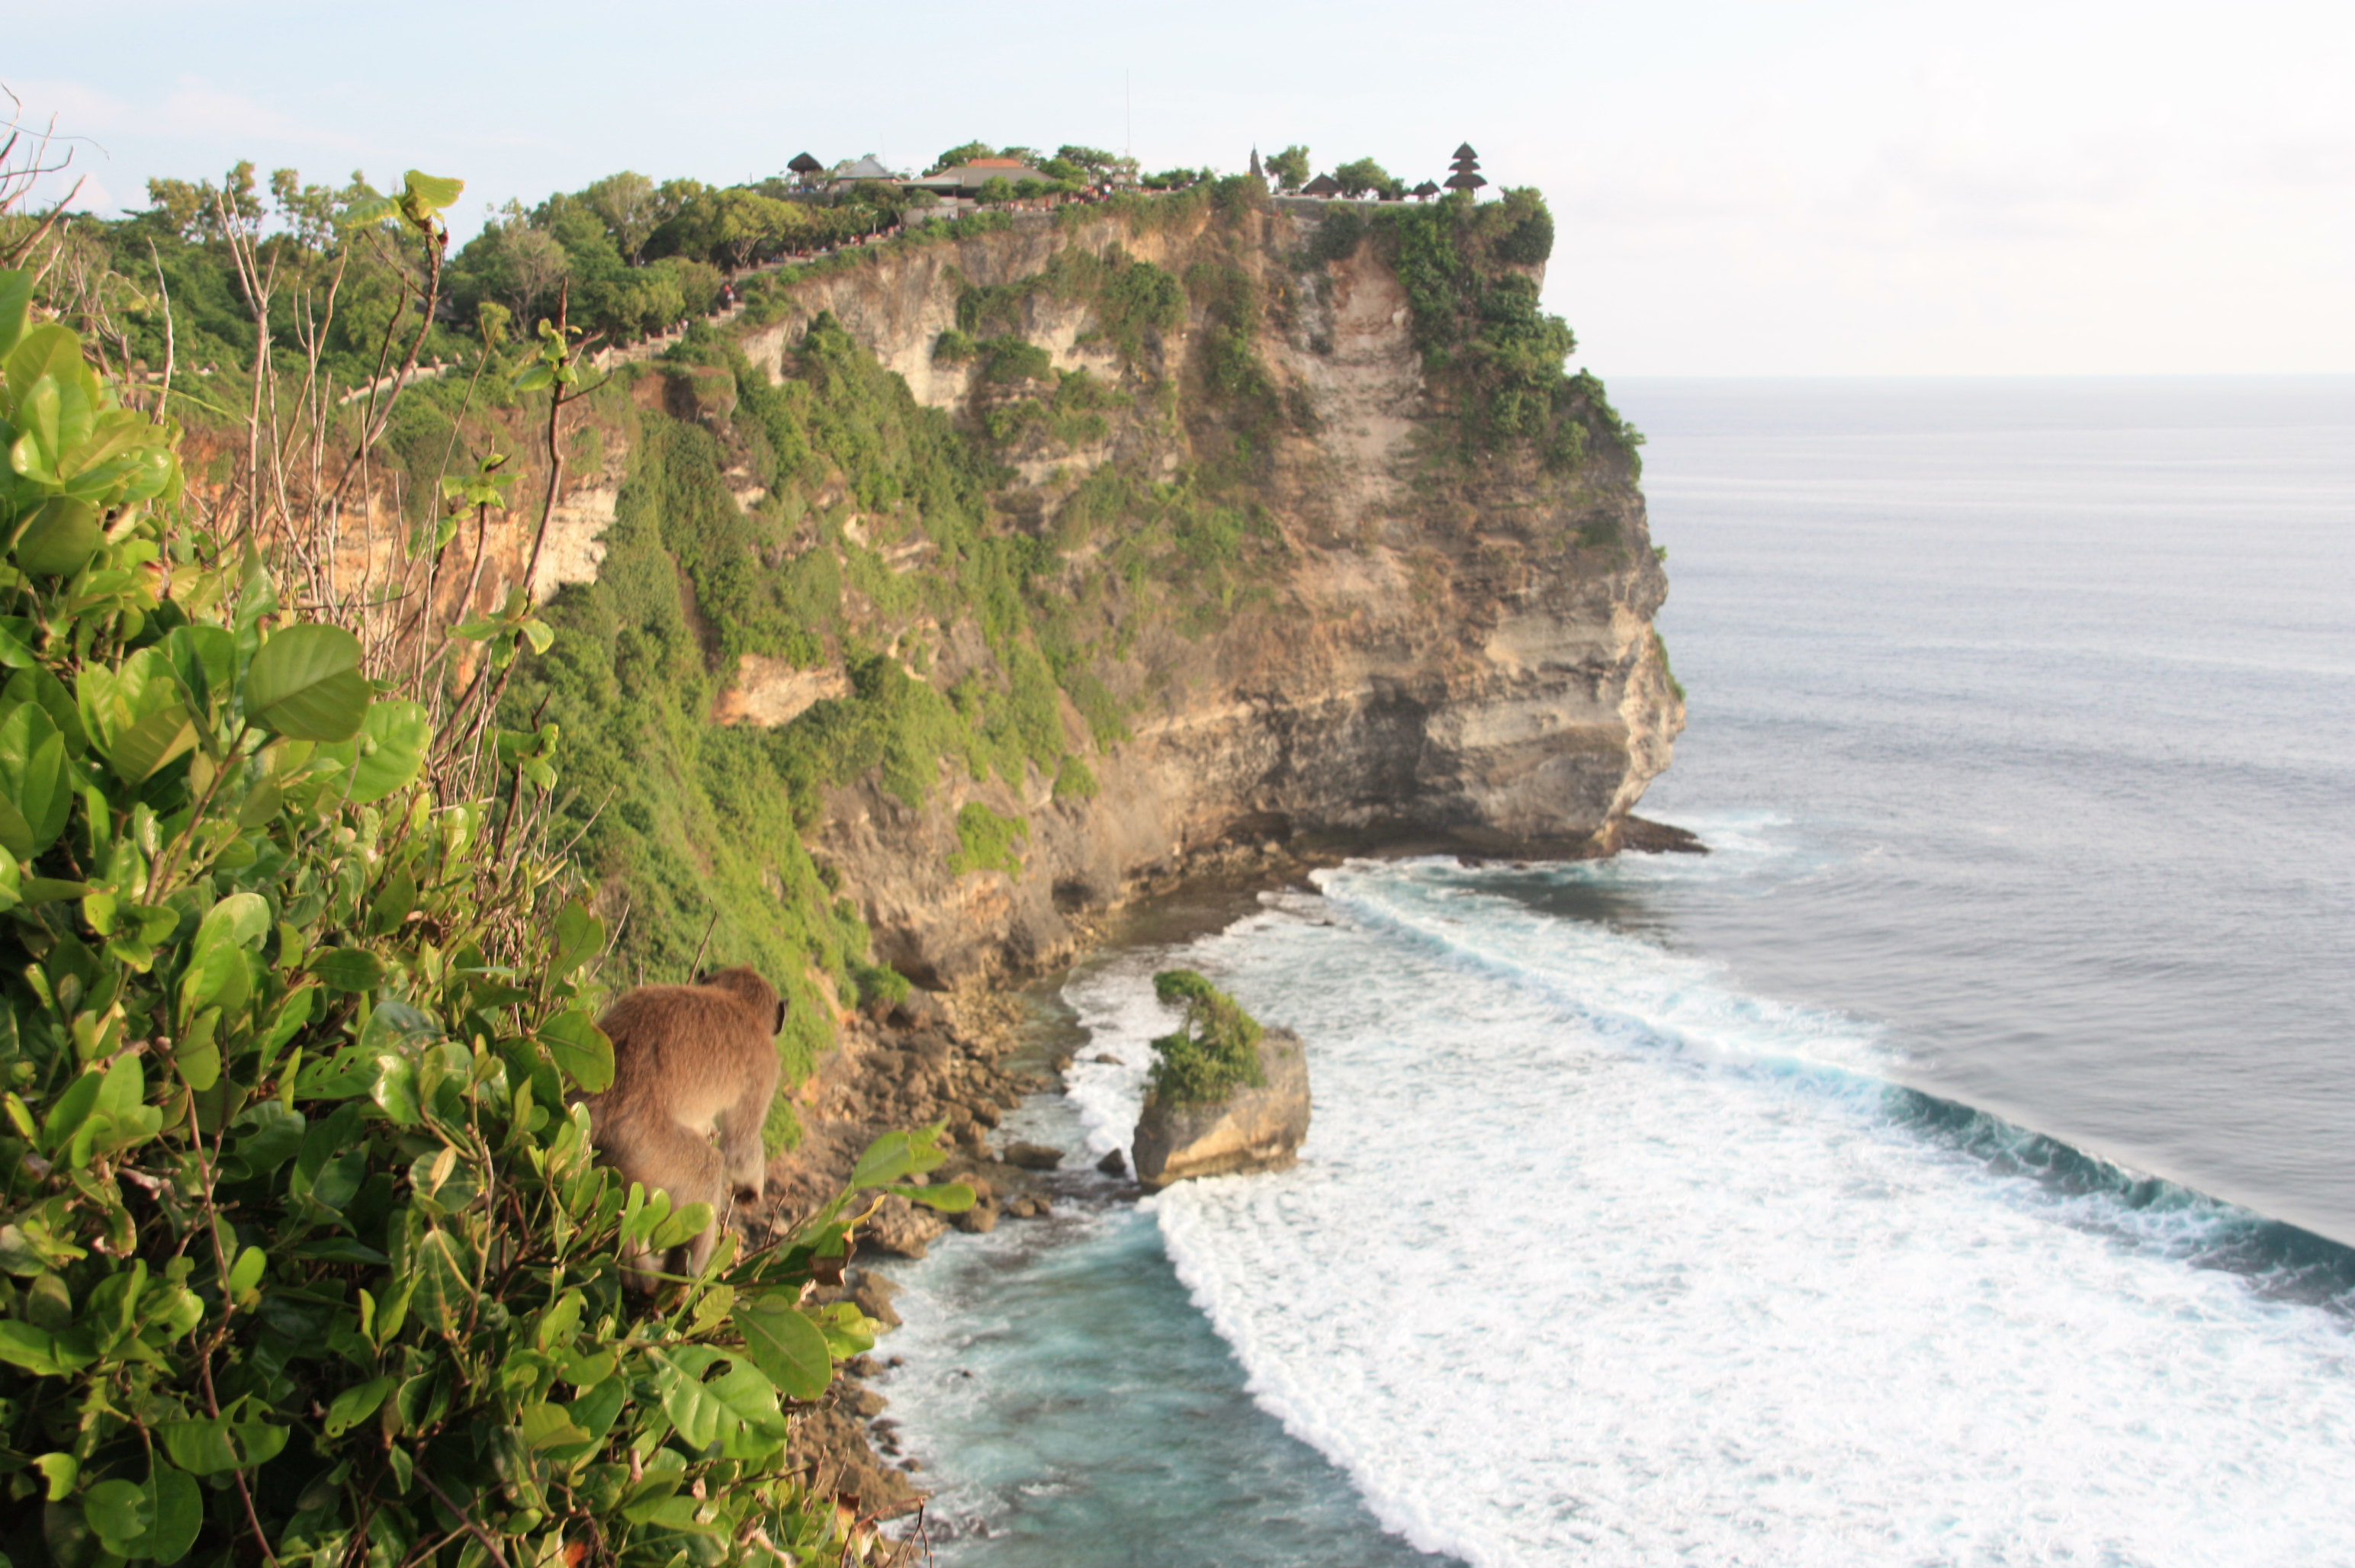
[{"x1": 586, "y1": 965, "x2": 785, "y2": 1287}]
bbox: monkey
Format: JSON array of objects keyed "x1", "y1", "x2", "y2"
[{"x1": 583, "y1": 965, "x2": 786, "y2": 1288}]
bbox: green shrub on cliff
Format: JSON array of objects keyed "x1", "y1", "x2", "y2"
[
  {"x1": 1303, "y1": 187, "x2": 1631, "y2": 468},
  {"x1": 1146, "y1": 971, "x2": 1267, "y2": 1104},
  {"x1": 949, "y1": 802, "x2": 1028, "y2": 877}
]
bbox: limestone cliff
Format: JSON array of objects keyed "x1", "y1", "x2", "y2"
[
  {"x1": 706, "y1": 201, "x2": 1682, "y2": 981},
  {"x1": 484, "y1": 188, "x2": 1681, "y2": 1011}
]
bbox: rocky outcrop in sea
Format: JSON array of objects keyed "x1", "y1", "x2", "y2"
[{"x1": 1132, "y1": 1026, "x2": 1312, "y2": 1190}]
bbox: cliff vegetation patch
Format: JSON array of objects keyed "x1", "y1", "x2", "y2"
[{"x1": 1146, "y1": 970, "x2": 1268, "y2": 1104}]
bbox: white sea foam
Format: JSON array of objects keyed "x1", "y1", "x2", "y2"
[{"x1": 1057, "y1": 861, "x2": 2355, "y2": 1567}]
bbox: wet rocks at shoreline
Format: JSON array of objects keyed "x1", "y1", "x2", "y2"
[{"x1": 757, "y1": 986, "x2": 1067, "y2": 1518}]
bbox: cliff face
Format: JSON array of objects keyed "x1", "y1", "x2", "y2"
[{"x1": 702, "y1": 204, "x2": 1681, "y2": 982}]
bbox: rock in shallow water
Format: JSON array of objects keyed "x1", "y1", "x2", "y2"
[
  {"x1": 1132, "y1": 1027, "x2": 1311, "y2": 1190},
  {"x1": 861, "y1": 1195, "x2": 949, "y2": 1258}
]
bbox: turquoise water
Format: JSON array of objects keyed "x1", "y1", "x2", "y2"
[
  {"x1": 880, "y1": 378, "x2": 2355, "y2": 1566},
  {"x1": 877, "y1": 1190, "x2": 1444, "y2": 1566}
]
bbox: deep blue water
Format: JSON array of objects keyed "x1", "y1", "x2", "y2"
[{"x1": 879, "y1": 378, "x2": 2355, "y2": 1566}]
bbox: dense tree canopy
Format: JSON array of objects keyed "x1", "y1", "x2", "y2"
[
  {"x1": 1332, "y1": 157, "x2": 1406, "y2": 200},
  {"x1": 1266, "y1": 145, "x2": 1312, "y2": 192}
]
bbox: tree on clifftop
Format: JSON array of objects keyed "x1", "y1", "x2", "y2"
[
  {"x1": 1267, "y1": 144, "x2": 1312, "y2": 192},
  {"x1": 1334, "y1": 156, "x2": 1405, "y2": 199},
  {"x1": 929, "y1": 139, "x2": 996, "y2": 174}
]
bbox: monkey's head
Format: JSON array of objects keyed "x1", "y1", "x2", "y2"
[{"x1": 696, "y1": 965, "x2": 787, "y2": 1035}]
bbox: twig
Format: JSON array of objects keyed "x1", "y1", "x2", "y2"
[
  {"x1": 416, "y1": 1472, "x2": 515, "y2": 1568},
  {"x1": 687, "y1": 911, "x2": 721, "y2": 980}
]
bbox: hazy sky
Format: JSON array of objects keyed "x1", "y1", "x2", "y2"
[{"x1": 11, "y1": 0, "x2": 2350, "y2": 375}]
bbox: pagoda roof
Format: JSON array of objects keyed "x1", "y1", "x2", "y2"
[
  {"x1": 1444, "y1": 170, "x2": 1488, "y2": 190},
  {"x1": 1453, "y1": 143, "x2": 1479, "y2": 161}
]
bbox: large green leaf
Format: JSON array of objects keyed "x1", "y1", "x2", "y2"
[
  {"x1": 322, "y1": 1375, "x2": 394, "y2": 1438},
  {"x1": 538, "y1": 1010, "x2": 612, "y2": 1094},
  {"x1": 0, "y1": 1319, "x2": 96, "y2": 1375},
  {"x1": 400, "y1": 170, "x2": 465, "y2": 223},
  {"x1": 158, "y1": 625, "x2": 234, "y2": 718},
  {"x1": 894, "y1": 1178, "x2": 977, "y2": 1213},
  {"x1": 0, "y1": 797, "x2": 29, "y2": 861},
  {"x1": 159, "y1": 1407, "x2": 287, "y2": 1475},
  {"x1": 5, "y1": 665, "x2": 87, "y2": 753},
  {"x1": 0, "y1": 699, "x2": 68, "y2": 852},
  {"x1": 344, "y1": 697, "x2": 429, "y2": 802},
  {"x1": 180, "y1": 892, "x2": 268, "y2": 1017},
  {"x1": 369, "y1": 1053, "x2": 420, "y2": 1127},
  {"x1": 0, "y1": 269, "x2": 30, "y2": 359},
  {"x1": 705, "y1": 1361, "x2": 791, "y2": 1454},
  {"x1": 13, "y1": 496, "x2": 102, "y2": 577},
  {"x1": 244, "y1": 623, "x2": 371, "y2": 741},
  {"x1": 807, "y1": 1300, "x2": 879, "y2": 1359},
  {"x1": 518, "y1": 1399, "x2": 593, "y2": 1451},
  {"x1": 5, "y1": 324, "x2": 85, "y2": 407},
  {"x1": 82, "y1": 1478, "x2": 150, "y2": 1555},
  {"x1": 79, "y1": 647, "x2": 184, "y2": 757},
  {"x1": 406, "y1": 1221, "x2": 474, "y2": 1335},
  {"x1": 108, "y1": 702, "x2": 197, "y2": 785},
  {"x1": 850, "y1": 1126, "x2": 951, "y2": 1189},
  {"x1": 81, "y1": 1465, "x2": 201, "y2": 1563},
  {"x1": 734, "y1": 1295, "x2": 833, "y2": 1400},
  {"x1": 40, "y1": 1068, "x2": 103, "y2": 1152},
  {"x1": 551, "y1": 898, "x2": 605, "y2": 977},
  {"x1": 307, "y1": 946, "x2": 384, "y2": 993},
  {"x1": 147, "y1": 1465, "x2": 203, "y2": 1565},
  {"x1": 653, "y1": 1351, "x2": 724, "y2": 1449}
]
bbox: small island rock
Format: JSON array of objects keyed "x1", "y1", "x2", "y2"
[{"x1": 1132, "y1": 1027, "x2": 1311, "y2": 1190}]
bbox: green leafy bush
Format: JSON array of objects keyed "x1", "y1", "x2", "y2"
[
  {"x1": 1302, "y1": 205, "x2": 1365, "y2": 268},
  {"x1": 0, "y1": 277, "x2": 969, "y2": 1568},
  {"x1": 1145, "y1": 971, "x2": 1265, "y2": 1104},
  {"x1": 1331, "y1": 158, "x2": 1402, "y2": 200}
]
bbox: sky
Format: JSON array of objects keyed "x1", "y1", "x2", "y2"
[{"x1": 9, "y1": 0, "x2": 2351, "y2": 376}]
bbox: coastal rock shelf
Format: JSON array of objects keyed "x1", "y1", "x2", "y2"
[{"x1": 1133, "y1": 1026, "x2": 1313, "y2": 1189}]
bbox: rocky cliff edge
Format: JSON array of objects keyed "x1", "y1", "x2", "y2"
[{"x1": 704, "y1": 199, "x2": 1684, "y2": 983}]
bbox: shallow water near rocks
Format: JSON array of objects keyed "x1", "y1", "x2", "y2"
[{"x1": 879, "y1": 378, "x2": 2355, "y2": 1567}]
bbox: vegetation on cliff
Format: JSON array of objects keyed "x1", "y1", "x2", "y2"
[
  {"x1": 20, "y1": 139, "x2": 1654, "y2": 1162},
  {"x1": 1145, "y1": 971, "x2": 1266, "y2": 1104},
  {"x1": 3, "y1": 114, "x2": 1675, "y2": 1559},
  {"x1": 0, "y1": 160, "x2": 962, "y2": 1562}
]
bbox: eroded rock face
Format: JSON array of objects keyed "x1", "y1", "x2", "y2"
[
  {"x1": 1132, "y1": 1027, "x2": 1311, "y2": 1190},
  {"x1": 731, "y1": 209, "x2": 1684, "y2": 984}
]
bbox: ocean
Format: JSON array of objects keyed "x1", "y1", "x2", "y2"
[{"x1": 875, "y1": 377, "x2": 2355, "y2": 1566}]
